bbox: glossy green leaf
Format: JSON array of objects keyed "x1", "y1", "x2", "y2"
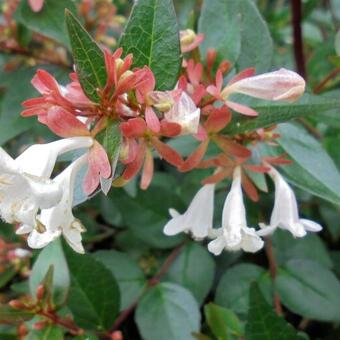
[
  {"x1": 204, "y1": 303, "x2": 243, "y2": 340},
  {"x1": 119, "y1": 0, "x2": 181, "y2": 90},
  {"x1": 135, "y1": 282, "x2": 200, "y2": 340},
  {"x1": 226, "y1": 94, "x2": 340, "y2": 135},
  {"x1": 215, "y1": 263, "x2": 265, "y2": 316},
  {"x1": 65, "y1": 10, "x2": 106, "y2": 102},
  {"x1": 164, "y1": 242, "x2": 215, "y2": 304},
  {"x1": 64, "y1": 247, "x2": 120, "y2": 331},
  {"x1": 93, "y1": 250, "x2": 146, "y2": 310},
  {"x1": 30, "y1": 240, "x2": 70, "y2": 306},
  {"x1": 277, "y1": 259, "x2": 340, "y2": 321},
  {"x1": 245, "y1": 284, "x2": 303, "y2": 340},
  {"x1": 15, "y1": 0, "x2": 77, "y2": 47}
]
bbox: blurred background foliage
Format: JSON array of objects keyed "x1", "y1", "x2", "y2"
[{"x1": 0, "y1": 0, "x2": 340, "y2": 339}]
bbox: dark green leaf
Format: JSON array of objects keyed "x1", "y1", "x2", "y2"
[
  {"x1": 15, "y1": 0, "x2": 77, "y2": 47},
  {"x1": 245, "y1": 284, "x2": 303, "y2": 340},
  {"x1": 64, "y1": 247, "x2": 120, "y2": 331},
  {"x1": 204, "y1": 303, "x2": 243, "y2": 340},
  {"x1": 65, "y1": 10, "x2": 106, "y2": 102},
  {"x1": 0, "y1": 267, "x2": 17, "y2": 289},
  {"x1": 30, "y1": 240, "x2": 70, "y2": 306},
  {"x1": 135, "y1": 282, "x2": 200, "y2": 340},
  {"x1": 164, "y1": 242, "x2": 215, "y2": 304},
  {"x1": 0, "y1": 305, "x2": 33, "y2": 323},
  {"x1": 215, "y1": 263, "x2": 265, "y2": 316},
  {"x1": 277, "y1": 259, "x2": 340, "y2": 321},
  {"x1": 272, "y1": 230, "x2": 332, "y2": 268},
  {"x1": 93, "y1": 250, "x2": 146, "y2": 310},
  {"x1": 226, "y1": 94, "x2": 340, "y2": 135},
  {"x1": 119, "y1": 0, "x2": 181, "y2": 90}
]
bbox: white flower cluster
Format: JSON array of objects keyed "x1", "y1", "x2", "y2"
[
  {"x1": 0, "y1": 137, "x2": 93, "y2": 253},
  {"x1": 163, "y1": 166, "x2": 322, "y2": 255}
]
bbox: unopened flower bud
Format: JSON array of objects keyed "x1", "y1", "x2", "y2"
[
  {"x1": 115, "y1": 58, "x2": 124, "y2": 73},
  {"x1": 32, "y1": 320, "x2": 46, "y2": 330},
  {"x1": 36, "y1": 284, "x2": 45, "y2": 301},
  {"x1": 119, "y1": 70, "x2": 134, "y2": 82},
  {"x1": 180, "y1": 29, "x2": 197, "y2": 47},
  {"x1": 148, "y1": 91, "x2": 174, "y2": 112},
  {"x1": 9, "y1": 299, "x2": 25, "y2": 310}
]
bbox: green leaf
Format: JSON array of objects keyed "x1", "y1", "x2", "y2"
[
  {"x1": 277, "y1": 259, "x2": 340, "y2": 321},
  {"x1": 135, "y1": 282, "x2": 200, "y2": 340},
  {"x1": 198, "y1": 0, "x2": 241, "y2": 64},
  {"x1": 26, "y1": 325, "x2": 63, "y2": 340},
  {"x1": 15, "y1": 0, "x2": 77, "y2": 47},
  {"x1": 260, "y1": 123, "x2": 340, "y2": 205},
  {"x1": 164, "y1": 242, "x2": 215, "y2": 304},
  {"x1": 65, "y1": 10, "x2": 106, "y2": 102},
  {"x1": 93, "y1": 250, "x2": 146, "y2": 310},
  {"x1": 0, "y1": 305, "x2": 33, "y2": 323},
  {"x1": 0, "y1": 267, "x2": 17, "y2": 289},
  {"x1": 236, "y1": 0, "x2": 273, "y2": 72},
  {"x1": 199, "y1": 0, "x2": 272, "y2": 72},
  {"x1": 215, "y1": 263, "x2": 265, "y2": 316},
  {"x1": 110, "y1": 187, "x2": 184, "y2": 249},
  {"x1": 64, "y1": 247, "x2": 120, "y2": 331},
  {"x1": 119, "y1": 0, "x2": 181, "y2": 90},
  {"x1": 225, "y1": 94, "x2": 340, "y2": 135},
  {"x1": 272, "y1": 230, "x2": 333, "y2": 269},
  {"x1": 204, "y1": 303, "x2": 243, "y2": 340},
  {"x1": 30, "y1": 240, "x2": 70, "y2": 307},
  {"x1": 245, "y1": 284, "x2": 303, "y2": 340}
]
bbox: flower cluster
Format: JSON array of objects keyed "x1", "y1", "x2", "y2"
[{"x1": 0, "y1": 28, "x2": 322, "y2": 254}]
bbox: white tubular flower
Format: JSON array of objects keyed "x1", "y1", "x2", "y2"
[
  {"x1": 221, "y1": 68, "x2": 305, "y2": 103},
  {"x1": 164, "y1": 92, "x2": 201, "y2": 135},
  {"x1": 208, "y1": 167, "x2": 264, "y2": 255},
  {"x1": 27, "y1": 154, "x2": 88, "y2": 254},
  {"x1": 163, "y1": 184, "x2": 215, "y2": 239},
  {"x1": 257, "y1": 167, "x2": 322, "y2": 238},
  {"x1": 1, "y1": 137, "x2": 93, "y2": 235}
]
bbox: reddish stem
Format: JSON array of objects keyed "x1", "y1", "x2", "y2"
[
  {"x1": 265, "y1": 238, "x2": 283, "y2": 316},
  {"x1": 39, "y1": 311, "x2": 83, "y2": 335},
  {"x1": 313, "y1": 68, "x2": 340, "y2": 94},
  {"x1": 291, "y1": 0, "x2": 307, "y2": 79}
]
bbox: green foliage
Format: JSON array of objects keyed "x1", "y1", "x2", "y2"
[
  {"x1": 93, "y1": 250, "x2": 146, "y2": 310},
  {"x1": 164, "y1": 242, "x2": 215, "y2": 304},
  {"x1": 29, "y1": 240, "x2": 70, "y2": 306},
  {"x1": 119, "y1": 0, "x2": 181, "y2": 90},
  {"x1": 0, "y1": 305, "x2": 33, "y2": 323},
  {"x1": 15, "y1": 0, "x2": 77, "y2": 47},
  {"x1": 65, "y1": 10, "x2": 106, "y2": 102},
  {"x1": 64, "y1": 247, "x2": 120, "y2": 331},
  {"x1": 135, "y1": 282, "x2": 200, "y2": 340},
  {"x1": 26, "y1": 325, "x2": 64, "y2": 340},
  {"x1": 276, "y1": 259, "x2": 340, "y2": 321},
  {"x1": 204, "y1": 303, "x2": 244, "y2": 340},
  {"x1": 199, "y1": 0, "x2": 272, "y2": 72},
  {"x1": 245, "y1": 284, "x2": 304, "y2": 340}
]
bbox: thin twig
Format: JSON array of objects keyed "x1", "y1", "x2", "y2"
[
  {"x1": 313, "y1": 68, "x2": 340, "y2": 94},
  {"x1": 264, "y1": 238, "x2": 283, "y2": 316}
]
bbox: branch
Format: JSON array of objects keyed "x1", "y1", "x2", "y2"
[{"x1": 291, "y1": 0, "x2": 307, "y2": 79}]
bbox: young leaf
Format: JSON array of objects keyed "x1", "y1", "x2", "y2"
[
  {"x1": 204, "y1": 303, "x2": 243, "y2": 340},
  {"x1": 258, "y1": 122, "x2": 340, "y2": 205},
  {"x1": 26, "y1": 325, "x2": 64, "y2": 340},
  {"x1": 225, "y1": 94, "x2": 340, "y2": 135},
  {"x1": 30, "y1": 240, "x2": 70, "y2": 307},
  {"x1": 277, "y1": 259, "x2": 340, "y2": 321},
  {"x1": 65, "y1": 10, "x2": 106, "y2": 102},
  {"x1": 14, "y1": 0, "x2": 77, "y2": 47},
  {"x1": 119, "y1": 0, "x2": 181, "y2": 90},
  {"x1": 64, "y1": 247, "x2": 120, "y2": 331},
  {"x1": 93, "y1": 250, "x2": 146, "y2": 310},
  {"x1": 245, "y1": 284, "x2": 304, "y2": 340},
  {"x1": 164, "y1": 242, "x2": 215, "y2": 304},
  {"x1": 135, "y1": 282, "x2": 200, "y2": 340}
]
